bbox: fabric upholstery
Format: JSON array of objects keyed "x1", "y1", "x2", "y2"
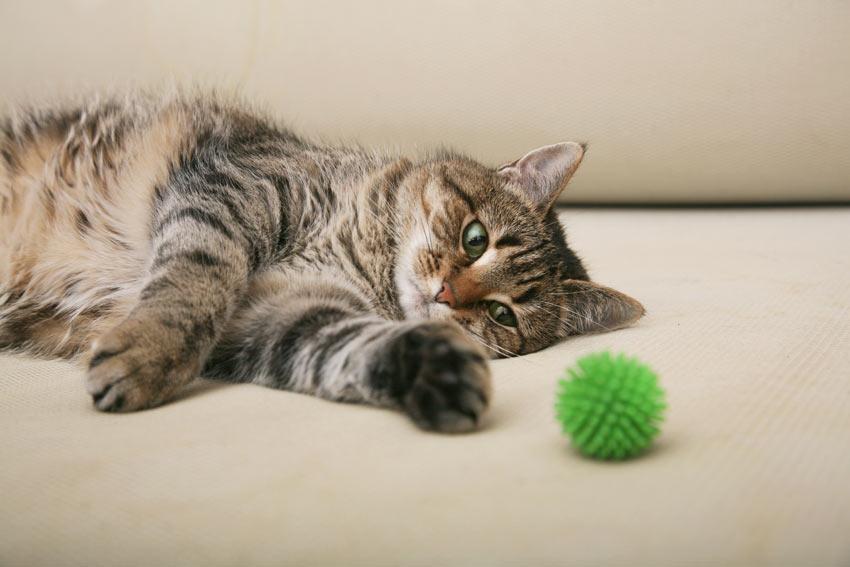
[
  {"x1": 2, "y1": 208, "x2": 849, "y2": 565},
  {"x1": 1, "y1": 1, "x2": 849, "y2": 203}
]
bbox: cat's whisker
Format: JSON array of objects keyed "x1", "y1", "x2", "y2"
[
  {"x1": 531, "y1": 298, "x2": 607, "y2": 335},
  {"x1": 415, "y1": 211, "x2": 434, "y2": 254},
  {"x1": 466, "y1": 329, "x2": 519, "y2": 360},
  {"x1": 465, "y1": 328, "x2": 541, "y2": 365},
  {"x1": 468, "y1": 335, "x2": 508, "y2": 358},
  {"x1": 548, "y1": 289, "x2": 609, "y2": 296},
  {"x1": 464, "y1": 327, "x2": 507, "y2": 354},
  {"x1": 529, "y1": 303, "x2": 580, "y2": 335}
]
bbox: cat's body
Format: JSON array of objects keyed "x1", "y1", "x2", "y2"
[{"x1": 1, "y1": 90, "x2": 643, "y2": 432}]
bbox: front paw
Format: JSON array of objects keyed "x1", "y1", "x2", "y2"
[
  {"x1": 391, "y1": 323, "x2": 492, "y2": 433},
  {"x1": 86, "y1": 316, "x2": 199, "y2": 412}
]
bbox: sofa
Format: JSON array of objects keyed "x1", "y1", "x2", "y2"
[{"x1": 2, "y1": 1, "x2": 849, "y2": 565}]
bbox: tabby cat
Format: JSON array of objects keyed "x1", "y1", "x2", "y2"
[{"x1": 0, "y1": 91, "x2": 644, "y2": 432}]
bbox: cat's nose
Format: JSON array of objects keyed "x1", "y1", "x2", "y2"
[{"x1": 435, "y1": 281, "x2": 457, "y2": 308}]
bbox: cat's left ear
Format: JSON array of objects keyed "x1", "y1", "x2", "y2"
[
  {"x1": 497, "y1": 142, "x2": 585, "y2": 214},
  {"x1": 563, "y1": 279, "x2": 645, "y2": 335}
]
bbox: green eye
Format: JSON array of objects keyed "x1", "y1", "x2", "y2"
[
  {"x1": 462, "y1": 221, "x2": 489, "y2": 259},
  {"x1": 488, "y1": 301, "x2": 517, "y2": 327}
]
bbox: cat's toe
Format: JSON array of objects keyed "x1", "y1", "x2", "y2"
[
  {"x1": 86, "y1": 343, "x2": 158, "y2": 412},
  {"x1": 406, "y1": 371, "x2": 488, "y2": 433},
  {"x1": 88, "y1": 374, "x2": 131, "y2": 412},
  {"x1": 85, "y1": 320, "x2": 194, "y2": 412},
  {"x1": 399, "y1": 325, "x2": 492, "y2": 433}
]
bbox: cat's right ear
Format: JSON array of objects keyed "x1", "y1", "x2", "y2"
[{"x1": 497, "y1": 142, "x2": 585, "y2": 214}]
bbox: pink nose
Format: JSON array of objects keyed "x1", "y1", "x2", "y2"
[{"x1": 435, "y1": 281, "x2": 457, "y2": 308}]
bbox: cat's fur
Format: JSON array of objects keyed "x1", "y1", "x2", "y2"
[{"x1": 0, "y1": 90, "x2": 644, "y2": 432}]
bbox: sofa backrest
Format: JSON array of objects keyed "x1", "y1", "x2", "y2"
[{"x1": 1, "y1": 1, "x2": 848, "y2": 203}]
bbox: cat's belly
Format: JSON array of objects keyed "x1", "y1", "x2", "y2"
[
  {"x1": 1, "y1": 158, "x2": 146, "y2": 310},
  {"x1": 0, "y1": 162, "x2": 148, "y2": 355},
  {"x1": 0, "y1": 111, "x2": 186, "y2": 356}
]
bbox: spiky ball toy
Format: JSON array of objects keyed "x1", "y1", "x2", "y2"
[{"x1": 555, "y1": 351, "x2": 666, "y2": 460}]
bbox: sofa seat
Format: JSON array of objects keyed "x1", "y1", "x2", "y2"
[{"x1": 2, "y1": 207, "x2": 848, "y2": 565}]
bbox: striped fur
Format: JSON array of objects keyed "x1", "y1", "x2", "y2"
[{"x1": 0, "y1": 90, "x2": 643, "y2": 432}]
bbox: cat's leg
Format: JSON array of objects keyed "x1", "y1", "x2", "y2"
[
  {"x1": 86, "y1": 172, "x2": 278, "y2": 412},
  {"x1": 87, "y1": 232, "x2": 248, "y2": 412},
  {"x1": 205, "y1": 278, "x2": 491, "y2": 433}
]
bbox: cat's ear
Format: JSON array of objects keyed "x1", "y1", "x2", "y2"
[
  {"x1": 562, "y1": 279, "x2": 645, "y2": 335},
  {"x1": 497, "y1": 142, "x2": 585, "y2": 213}
]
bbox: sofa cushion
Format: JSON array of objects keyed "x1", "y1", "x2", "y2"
[{"x1": 2, "y1": 208, "x2": 848, "y2": 565}]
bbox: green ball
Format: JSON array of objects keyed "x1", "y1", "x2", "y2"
[{"x1": 555, "y1": 351, "x2": 666, "y2": 460}]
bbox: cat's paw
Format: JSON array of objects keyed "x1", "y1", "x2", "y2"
[
  {"x1": 391, "y1": 322, "x2": 492, "y2": 433},
  {"x1": 86, "y1": 315, "x2": 199, "y2": 412}
]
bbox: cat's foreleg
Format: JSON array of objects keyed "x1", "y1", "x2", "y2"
[
  {"x1": 86, "y1": 181, "x2": 270, "y2": 412},
  {"x1": 205, "y1": 282, "x2": 492, "y2": 432}
]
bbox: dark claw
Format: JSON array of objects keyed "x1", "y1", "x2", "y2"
[
  {"x1": 92, "y1": 384, "x2": 111, "y2": 404},
  {"x1": 110, "y1": 395, "x2": 125, "y2": 412}
]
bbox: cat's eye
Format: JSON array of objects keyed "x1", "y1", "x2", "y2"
[
  {"x1": 487, "y1": 301, "x2": 517, "y2": 328},
  {"x1": 462, "y1": 221, "x2": 488, "y2": 260}
]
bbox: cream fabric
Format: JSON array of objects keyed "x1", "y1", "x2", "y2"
[
  {"x1": 1, "y1": 1, "x2": 849, "y2": 203},
  {"x1": 2, "y1": 208, "x2": 849, "y2": 565}
]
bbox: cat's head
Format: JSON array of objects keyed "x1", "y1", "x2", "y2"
[{"x1": 395, "y1": 142, "x2": 644, "y2": 357}]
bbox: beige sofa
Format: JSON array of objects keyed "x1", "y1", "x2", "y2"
[{"x1": 2, "y1": 2, "x2": 849, "y2": 565}]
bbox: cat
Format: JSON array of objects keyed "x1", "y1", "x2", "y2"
[{"x1": 0, "y1": 90, "x2": 644, "y2": 432}]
